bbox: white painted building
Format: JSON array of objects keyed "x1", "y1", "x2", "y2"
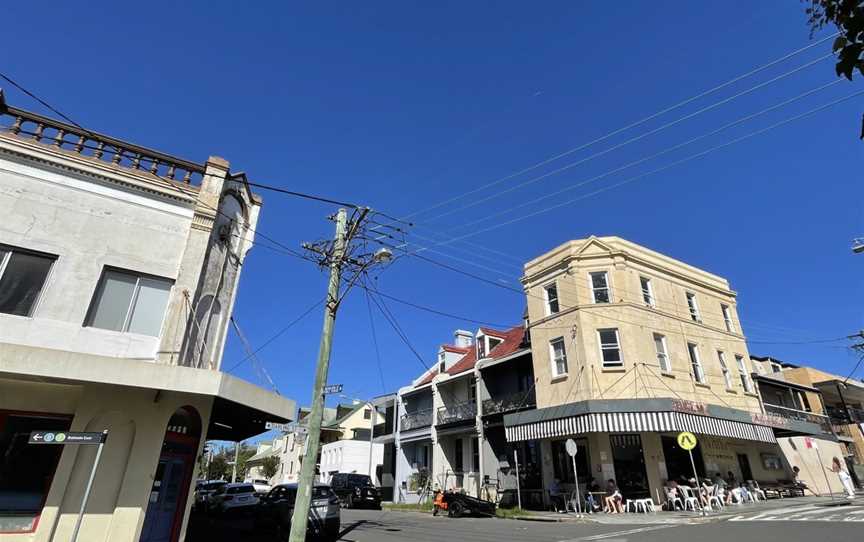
[
  {"x1": 319, "y1": 439, "x2": 384, "y2": 485},
  {"x1": 0, "y1": 93, "x2": 295, "y2": 542}
]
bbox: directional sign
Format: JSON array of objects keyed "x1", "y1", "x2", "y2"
[
  {"x1": 565, "y1": 438, "x2": 579, "y2": 457},
  {"x1": 323, "y1": 384, "x2": 343, "y2": 395},
  {"x1": 677, "y1": 431, "x2": 697, "y2": 451},
  {"x1": 29, "y1": 431, "x2": 107, "y2": 445},
  {"x1": 265, "y1": 422, "x2": 293, "y2": 432}
]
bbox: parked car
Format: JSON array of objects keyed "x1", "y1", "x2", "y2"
[
  {"x1": 256, "y1": 483, "x2": 340, "y2": 541},
  {"x1": 207, "y1": 482, "x2": 260, "y2": 514},
  {"x1": 193, "y1": 480, "x2": 227, "y2": 512},
  {"x1": 328, "y1": 473, "x2": 381, "y2": 509},
  {"x1": 247, "y1": 478, "x2": 272, "y2": 495}
]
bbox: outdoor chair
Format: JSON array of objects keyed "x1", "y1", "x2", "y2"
[
  {"x1": 706, "y1": 485, "x2": 724, "y2": 511},
  {"x1": 664, "y1": 488, "x2": 683, "y2": 511},
  {"x1": 747, "y1": 481, "x2": 766, "y2": 502},
  {"x1": 680, "y1": 486, "x2": 701, "y2": 512}
]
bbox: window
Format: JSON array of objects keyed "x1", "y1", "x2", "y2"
[
  {"x1": 488, "y1": 337, "x2": 502, "y2": 351},
  {"x1": 0, "y1": 411, "x2": 72, "y2": 533},
  {"x1": 721, "y1": 304, "x2": 734, "y2": 332},
  {"x1": 736, "y1": 355, "x2": 753, "y2": 392},
  {"x1": 598, "y1": 328, "x2": 622, "y2": 368},
  {"x1": 551, "y1": 438, "x2": 590, "y2": 484},
  {"x1": 363, "y1": 409, "x2": 372, "y2": 420},
  {"x1": 686, "y1": 292, "x2": 701, "y2": 322},
  {"x1": 687, "y1": 343, "x2": 705, "y2": 383},
  {"x1": 589, "y1": 271, "x2": 610, "y2": 303},
  {"x1": 439, "y1": 361, "x2": 445, "y2": 372},
  {"x1": 472, "y1": 438, "x2": 480, "y2": 472},
  {"x1": 544, "y1": 282, "x2": 560, "y2": 315},
  {"x1": 653, "y1": 333, "x2": 671, "y2": 373},
  {"x1": 454, "y1": 439, "x2": 464, "y2": 472},
  {"x1": 640, "y1": 276, "x2": 655, "y2": 307},
  {"x1": 717, "y1": 351, "x2": 733, "y2": 389},
  {"x1": 0, "y1": 246, "x2": 56, "y2": 317},
  {"x1": 85, "y1": 268, "x2": 173, "y2": 336},
  {"x1": 549, "y1": 337, "x2": 568, "y2": 377},
  {"x1": 771, "y1": 363, "x2": 782, "y2": 373},
  {"x1": 477, "y1": 337, "x2": 487, "y2": 359}
]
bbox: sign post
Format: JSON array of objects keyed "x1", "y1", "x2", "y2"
[
  {"x1": 565, "y1": 438, "x2": 582, "y2": 515},
  {"x1": 677, "y1": 431, "x2": 705, "y2": 516},
  {"x1": 30, "y1": 430, "x2": 108, "y2": 542},
  {"x1": 806, "y1": 437, "x2": 834, "y2": 501},
  {"x1": 513, "y1": 449, "x2": 522, "y2": 510}
]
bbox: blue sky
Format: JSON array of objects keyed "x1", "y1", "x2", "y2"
[{"x1": 4, "y1": 1, "x2": 863, "y2": 424}]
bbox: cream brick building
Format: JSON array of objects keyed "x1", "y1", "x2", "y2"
[{"x1": 505, "y1": 236, "x2": 834, "y2": 503}]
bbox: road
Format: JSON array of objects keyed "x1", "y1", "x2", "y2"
[{"x1": 187, "y1": 502, "x2": 864, "y2": 542}]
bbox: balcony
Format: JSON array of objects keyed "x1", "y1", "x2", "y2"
[
  {"x1": 826, "y1": 405, "x2": 864, "y2": 425},
  {"x1": 482, "y1": 389, "x2": 536, "y2": 416},
  {"x1": 437, "y1": 400, "x2": 476, "y2": 426},
  {"x1": 763, "y1": 404, "x2": 832, "y2": 433},
  {"x1": 400, "y1": 409, "x2": 432, "y2": 432},
  {"x1": 372, "y1": 420, "x2": 393, "y2": 437}
]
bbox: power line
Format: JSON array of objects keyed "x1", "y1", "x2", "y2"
[
  {"x1": 370, "y1": 33, "x2": 838, "y2": 226},
  {"x1": 362, "y1": 277, "x2": 431, "y2": 372},
  {"x1": 419, "y1": 54, "x2": 834, "y2": 225},
  {"x1": 244, "y1": 180, "x2": 359, "y2": 209},
  {"x1": 1, "y1": 71, "x2": 90, "y2": 131},
  {"x1": 364, "y1": 288, "x2": 388, "y2": 393}
]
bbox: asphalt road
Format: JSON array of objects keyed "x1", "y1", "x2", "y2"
[{"x1": 187, "y1": 502, "x2": 864, "y2": 542}]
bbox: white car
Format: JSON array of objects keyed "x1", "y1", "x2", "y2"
[
  {"x1": 247, "y1": 478, "x2": 272, "y2": 495},
  {"x1": 208, "y1": 483, "x2": 260, "y2": 514}
]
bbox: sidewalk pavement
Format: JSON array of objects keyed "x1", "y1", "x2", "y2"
[{"x1": 513, "y1": 495, "x2": 863, "y2": 525}]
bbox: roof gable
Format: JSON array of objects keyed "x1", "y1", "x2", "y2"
[{"x1": 574, "y1": 235, "x2": 615, "y2": 257}]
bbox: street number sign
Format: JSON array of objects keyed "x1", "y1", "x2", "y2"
[
  {"x1": 565, "y1": 438, "x2": 578, "y2": 457},
  {"x1": 29, "y1": 431, "x2": 106, "y2": 445},
  {"x1": 323, "y1": 384, "x2": 343, "y2": 395},
  {"x1": 677, "y1": 431, "x2": 697, "y2": 451}
]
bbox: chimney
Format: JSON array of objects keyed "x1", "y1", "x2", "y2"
[{"x1": 453, "y1": 329, "x2": 473, "y2": 348}]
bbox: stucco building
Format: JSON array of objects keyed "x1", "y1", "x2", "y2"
[
  {"x1": 504, "y1": 236, "x2": 834, "y2": 504},
  {"x1": 0, "y1": 93, "x2": 295, "y2": 541}
]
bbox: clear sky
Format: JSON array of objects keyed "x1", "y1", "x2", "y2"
[{"x1": 4, "y1": 1, "x2": 862, "y2": 427}]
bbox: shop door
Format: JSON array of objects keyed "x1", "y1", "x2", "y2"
[
  {"x1": 661, "y1": 435, "x2": 706, "y2": 482},
  {"x1": 140, "y1": 457, "x2": 188, "y2": 542},
  {"x1": 737, "y1": 454, "x2": 753, "y2": 481},
  {"x1": 609, "y1": 434, "x2": 650, "y2": 499}
]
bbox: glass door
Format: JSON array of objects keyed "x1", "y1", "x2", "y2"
[{"x1": 609, "y1": 434, "x2": 650, "y2": 499}]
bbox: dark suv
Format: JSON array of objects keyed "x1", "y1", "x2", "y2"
[
  {"x1": 329, "y1": 473, "x2": 381, "y2": 509},
  {"x1": 256, "y1": 484, "x2": 340, "y2": 541}
]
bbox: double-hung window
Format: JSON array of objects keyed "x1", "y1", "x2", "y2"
[
  {"x1": 85, "y1": 268, "x2": 173, "y2": 336},
  {"x1": 640, "y1": 276, "x2": 655, "y2": 307},
  {"x1": 549, "y1": 337, "x2": 568, "y2": 377},
  {"x1": 0, "y1": 246, "x2": 56, "y2": 317},
  {"x1": 598, "y1": 328, "x2": 622, "y2": 368},
  {"x1": 721, "y1": 304, "x2": 734, "y2": 332},
  {"x1": 653, "y1": 333, "x2": 671, "y2": 373},
  {"x1": 687, "y1": 342, "x2": 705, "y2": 383},
  {"x1": 686, "y1": 292, "x2": 701, "y2": 322},
  {"x1": 736, "y1": 355, "x2": 753, "y2": 392},
  {"x1": 544, "y1": 282, "x2": 560, "y2": 315},
  {"x1": 717, "y1": 351, "x2": 733, "y2": 389},
  {"x1": 589, "y1": 271, "x2": 610, "y2": 303}
]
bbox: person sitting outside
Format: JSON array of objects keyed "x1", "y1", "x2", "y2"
[
  {"x1": 549, "y1": 478, "x2": 567, "y2": 512},
  {"x1": 791, "y1": 466, "x2": 813, "y2": 496},
  {"x1": 664, "y1": 480, "x2": 683, "y2": 510},
  {"x1": 726, "y1": 470, "x2": 738, "y2": 487},
  {"x1": 585, "y1": 478, "x2": 601, "y2": 512},
  {"x1": 604, "y1": 479, "x2": 624, "y2": 514}
]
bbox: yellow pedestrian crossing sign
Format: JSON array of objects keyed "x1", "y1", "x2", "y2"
[{"x1": 677, "y1": 431, "x2": 697, "y2": 451}]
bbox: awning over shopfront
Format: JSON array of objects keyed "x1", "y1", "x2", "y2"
[{"x1": 504, "y1": 398, "x2": 777, "y2": 444}]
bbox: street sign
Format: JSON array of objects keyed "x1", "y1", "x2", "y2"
[
  {"x1": 265, "y1": 422, "x2": 293, "y2": 432},
  {"x1": 565, "y1": 438, "x2": 579, "y2": 457},
  {"x1": 676, "y1": 431, "x2": 697, "y2": 451},
  {"x1": 804, "y1": 437, "x2": 818, "y2": 450},
  {"x1": 323, "y1": 384, "x2": 343, "y2": 395},
  {"x1": 29, "y1": 431, "x2": 107, "y2": 445}
]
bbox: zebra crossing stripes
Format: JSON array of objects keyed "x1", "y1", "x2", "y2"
[{"x1": 728, "y1": 503, "x2": 864, "y2": 522}]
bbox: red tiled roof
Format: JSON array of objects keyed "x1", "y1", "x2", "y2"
[
  {"x1": 447, "y1": 326, "x2": 527, "y2": 376},
  {"x1": 479, "y1": 326, "x2": 508, "y2": 338},
  {"x1": 415, "y1": 368, "x2": 438, "y2": 387},
  {"x1": 441, "y1": 344, "x2": 470, "y2": 354},
  {"x1": 446, "y1": 347, "x2": 478, "y2": 376}
]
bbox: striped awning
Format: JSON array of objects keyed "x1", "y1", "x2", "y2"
[{"x1": 505, "y1": 411, "x2": 776, "y2": 444}]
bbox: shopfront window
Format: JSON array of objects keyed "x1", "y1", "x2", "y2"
[
  {"x1": 609, "y1": 434, "x2": 650, "y2": 499},
  {"x1": 551, "y1": 438, "x2": 590, "y2": 484},
  {"x1": 0, "y1": 411, "x2": 72, "y2": 533}
]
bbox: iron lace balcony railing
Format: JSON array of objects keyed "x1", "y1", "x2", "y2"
[
  {"x1": 763, "y1": 403, "x2": 832, "y2": 433},
  {"x1": 482, "y1": 389, "x2": 536, "y2": 416},
  {"x1": 401, "y1": 409, "x2": 432, "y2": 432},
  {"x1": 437, "y1": 400, "x2": 476, "y2": 426}
]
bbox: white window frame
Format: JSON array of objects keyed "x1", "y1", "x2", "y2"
[
  {"x1": 589, "y1": 271, "x2": 611, "y2": 304},
  {"x1": 717, "y1": 350, "x2": 733, "y2": 390},
  {"x1": 84, "y1": 267, "x2": 174, "y2": 336},
  {"x1": 687, "y1": 342, "x2": 705, "y2": 384},
  {"x1": 686, "y1": 292, "x2": 701, "y2": 323},
  {"x1": 721, "y1": 304, "x2": 734, "y2": 332},
  {"x1": 544, "y1": 282, "x2": 560, "y2": 315},
  {"x1": 597, "y1": 328, "x2": 623, "y2": 368},
  {"x1": 653, "y1": 333, "x2": 671, "y2": 373},
  {"x1": 0, "y1": 245, "x2": 57, "y2": 318},
  {"x1": 549, "y1": 337, "x2": 569, "y2": 377},
  {"x1": 736, "y1": 355, "x2": 753, "y2": 392},
  {"x1": 640, "y1": 276, "x2": 655, "y2": 307}
]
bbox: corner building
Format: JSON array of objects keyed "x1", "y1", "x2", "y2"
[{"x1": 506, "y1": 236, "x2": 830, "y2": 503}]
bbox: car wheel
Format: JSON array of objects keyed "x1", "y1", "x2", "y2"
[{"x1": 449, "y1": 501, "x2": 464, "y2": 518}]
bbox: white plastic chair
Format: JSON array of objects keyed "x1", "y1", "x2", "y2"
[
  {"x1": 706, "y1": 485, "x2": 724, "y2": 511},
  {"x1": 681, "y1": 486, "x2": 701, "y2": 511},
  {"x1": 665, "y1": 488, "x2": 683, "y2": 511},
  {"x1": 748, "y1": 482, "x2": 766, "y2": 502}
]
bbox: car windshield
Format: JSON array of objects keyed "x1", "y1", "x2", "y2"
[
  {"x1": 227, "y1": 485, "x2": 255, "y2": 494},
  {"x1": 205, "y1": 482, "x2": 226, "y2": 491},
  {"x1": 279, "y1": 487, "x2": 331, "y2": 501},
  {"x1": 349, "y1": 475, "x2": 373, "y2": 487}
]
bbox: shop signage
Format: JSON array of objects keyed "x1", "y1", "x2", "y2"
[
  {"x1": 671, "y1": 399, "x2": 707, "y2": 415},
  {"x1": 265, "y1": 421, "x2": 294, "y2": 431},
  {"x1": 29, "y1": 431, "x2": 106, "y2": 445},
  {"x1": 751, "y1": 412, "x2": 789, "y2": 428}
]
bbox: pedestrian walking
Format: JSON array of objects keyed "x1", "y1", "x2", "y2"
[{"x1": 829, "y1": 457, "x2": 856, "y2": 499}]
